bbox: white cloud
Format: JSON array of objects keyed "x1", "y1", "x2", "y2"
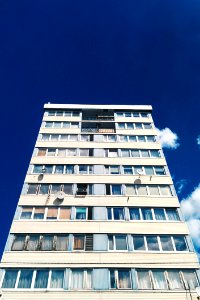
[
  {"x1": 156, "y1": 127, "x2": 179, "y2": 149},
  {"x1": 176, "y1": 179, "x2": 188, "y2": 194},
  {"x1": 181, "y1": 185, "x2": 200, "y2": 249},
  {"x1": 197, "y1": 135, "x2": 200, "y2": 145}
]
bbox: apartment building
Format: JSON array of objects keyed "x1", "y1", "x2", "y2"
[{"x1": 0, "y1": 103, "x2": 199, "y2": 299}]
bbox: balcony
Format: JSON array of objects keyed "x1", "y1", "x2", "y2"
[
  {"x1": 82, "y1": 116, "x2": 114, "y2": 121},
  {"x1": 81, "y1": 128, "x2": 115, "y2": 133}
]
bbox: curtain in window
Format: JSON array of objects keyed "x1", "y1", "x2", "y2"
[
  {"x1": 26, "y1": 235, "x2": 40, "y2": 251},
  {"x1": 12, "y1": 236, "x2": 25, "y2": 251},
  {"x1": 154, "y1": 208, "x2": 165, "y2": 220},
  {"x1": 2, "y1": 270, "x2": 18, "y2": 288},
  {"x1": 167, "y1": 271, "x2": 183, "y2": 289},
  {"x1": 41, "y1": 235, "x2": 54, "y2": 251},
  {"x1": 74, "y1": 235, "x2": 85, "y2": 250},
  {"x1": 34, "y1": 270, "x2": 49, "y2": 288},
  {"x1": 33, "y1": 208, "x2": 45, "y2": 219},
  {"x1": 93, "y1": 234, "x2": 108, "y2": 251},
  {"x1": 85, "y1": 270, "x2": 92, "y2": 289},
  {"x1": 47, "y1": 208, "x2": 58, "y2": 219},
  {"x1": 76, "y1": 208, "x2": 86, "y2": 219},
  {"x1": 131, "y1": 269, "x2": 138, "y2": 289},
  {"x1": 66, "y1": 165, "x2": 74, "y2": 174},
  {"x1": 56, "y1": 236, "x2": 69, "y2": 251},
  {"x1": 152, "y1": 270, "x2": 168, "y2": 289},
  {"x1": 71, "y1": 270, "x2": 84, "y2": 289},
  {"x1": 92, "y1": 269, "x2": 109, "y2": 290},
  {"x1": 59, "y1": 208, "x2": 71, "y2": 219},
  {"x1": 17, "y1": 270, "x2": 33, "y2": 288},
  {"x1": 50, "y1": 270, "x2": 64, "y2": 288},
  {"x1": 137, "y1": 271, "x2": 152, "y2": 289},
  {"x1": 182, "y1": 271, "x2": 198, "y2": 289},
  {"x1": 118, "y1": 270, "x2": 131, "y2": 289}
]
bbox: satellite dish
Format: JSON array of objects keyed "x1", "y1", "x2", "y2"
[
  {"x1": 55, "y1": 191, "x2": 65, "y2": 201},
  {"x1": 136, "y1": 169, "x2": 145, "y2": 175},
  {"x1": 196, "y1": 287, "x2": 200, "y2": 296}
]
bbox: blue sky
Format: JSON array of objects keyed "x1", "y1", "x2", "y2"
[{"x1": 0, "y1": 0, "x2": 200, "y2": 256}]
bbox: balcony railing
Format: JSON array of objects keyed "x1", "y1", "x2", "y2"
[
  {"x1": 82, "y1": 116, "x2": 114, "y2": 121},
  {"x1": 81, "y1": 128, "x2": 115, "y2": 133}
]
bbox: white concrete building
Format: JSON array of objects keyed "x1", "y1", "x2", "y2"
[{"x1": 0, "y1": 103, "x2": 199, "y2": 299}]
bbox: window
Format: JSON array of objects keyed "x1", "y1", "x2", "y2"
[
  {"x1": 108, "y1": 149, "x2": 118, "y2": 157},
  {"x1": 111, "y1": 185, "x2": 122, "y2": 195},
  {"x1": 74, "y1": 235, "x2": 85, "y2": 250},
  {"x1": 81, "y1": 135, "x2": 90, "y2": 141},
  {"x1": 51, "y1": 134, "x2": 59, "y2": 141},
  {"x1": 182, "y1": 271, "x2": 198, "y2": 289},
  {"x1": 148, "y1": 185, "x2": 160, "y2": 195},
  {"x1": 55, "y1": 165, "x2": 64, "y2": 174},
  {"x1": 66, "y1": 148, "x2": 76, "y2": 156},
  {"x1": 55, "y1": 236, "x2": 69, "y2": 251},
  {"x1": 39, "y1": 184, "x2": 49, "y2": 195},
  {"x1": 45, "y1": 165, "x2": 53, "y2": 173},
  {"x1": 2, "y1": 270, "x2": 18, "y2": 288},
  {"x1": 126, "y1": 185, "x2": 136, "y2": 195},
  {"x1": 110, "y1": 166, "x2": 119, "y2": 174},
  {"x1": 107, "y1": 135, "x2": 116, "y2": 142},
  {"x1": 143, "y1": 123, "x2": 152, "y2": 129},
  {"x1": 27, "y1": 235, "x2": 40, "y2": 251},
  {"x1": 115, "y1": 235, "x2": 127, "y2": 250},
  {"x1": 152, "y1": 270, "x2": 168, "y2": 289},
  {"x1": 21, "y1": 207, "x2": 32, "y2": 219},
  {"x1": 138, "y1": 135, "x2": 145, "y2": 142},
  {"x1": 160, "y1": 185, "x2": 172, "y2": 196},
  {"x1": 34, "y1": 270, "x2": 49, "y2": 288},
  {"x1": 27, "y1": 184, "x2": 38, "y2": 194},
  {"x1": 17, "y1": 270, "x2": 33, "y2": 288},
  {"x1": 146, "y1": 135, "x2": 155, "y2": 142},
  {"x1": 79, "y1": 165, "x2": 88, "y2": 174},
  {"x1": 47, "y1": 208, "x2": 58, "y2": 220},
  {"x1": 41, "y1": 235, "x2": 54, "y2": 251},
  {"x1": 127, "y1": 123, "x2": 134, "y2": 129},
  {"x1": 33, "y1": 165, "x2": 43, "y2": 174},
  {"x1": 113, "y1": 208, "x2": 124, "y2": 220},
  {"x1": 167, "y1": 271, "x2": 183, "y2": 289},
  {"x1": 150, "y1": 150, "x2": 160, "y2": 157},
  {"x1": 173, "y1": 236, "x2": 187, "y2": 251},
  {"x1": 129, "y1": 136, "x2": 137, "y2": 142},
  {"x1": 141, "y1": 113, "x2": 148, "y2": 118},
  {"x1": 69, "y1": 135, "x2": 78, "y2": 141},
  {"x1": 144, "y1": 166, "x2": 154, "y2": 175},
  {"x1": 57, "y1": 149, "x2": 66, "y2": 157},
  {"x1": 63, "y1": 184, "x2": 73, "y2": 195},
  {"x1": 59, "y1": 207, "x2": 71, "y2": 219},
  {"x1": 129, "y1": 208, "x2": 140, "y2": 220},
  {"x1": 160, "y1": 236, "x2": 174, "y2": 251},
  {"x1": 140, "y1": 150, "x2": 150, "y2": 157},
  {"x1": 63, "y1": 122, "x2": 70, "y2": 128},
  {"x1": 51, "y1": 184, "x2": 62, "y2": 194},
  {"x1": 137, "y1": 270, "x2": 152, "y2": 289},
  {"x1": 154, "y1": 166, "x2": 166, "y2": 175},
  {"x1": 135, "y1": 123, "x2": 142, "y2": 129},
  {"x1": 37, "y1": 149, "x2": 46, "y2": 156},
  {"x1": 41, "y1": 134, "x2": 49, "y2": 141},
  {"x1": 45, "y1": 121, "x2": 53, "y2": 128},
  {"x1": 118, "y1": 270, "x2": 131, "y2": 289},
  {"x1": 121, "y1": 149, "x2": 130, "y2": 157},
  {"x1": 141, "y1": 208, "x2": 153, "y2": 220},
  {"x1": 123, "y1": 166, "x2": 133, "y2": 175},
  {"x1": 76, "y1": 207, "x2": 87, "y2": 220},
  {"x1": 119, "y1": 135, "x2": 128, "y2": 142},
  {"x1": 79, "y1": 149, "x2": 89, "y2": 156},
  {"x1": 71, "y1": 270, "x2": 84, "y2": 289},
  {"x1": 137, "y1": 185, "x2": 148, "y2": 195},
  {"x1": 131, "y1": 150, "x2": 140, "y2": 157},
  {"x1": 165, "y1": 208, "x2": 179, "y2": 221},
  {"x1": 12, "y1": 236, "x2": 25, "y2": 251},
  {"x1": 33, "y1": 208, "x2": 45, "y2": 219},
  {"x1": 154, "y1": 208, "x2": 166, "y2": 220},
  {"x1": 125, "y1": 112, "x2": 132, "y2": 117},
  {"x1": 54, "y1": 122, "x2": 62, "y2": 128},
  {"x1": 60, "y1": 134, "x2": 68, "y2": 141},
  {"x1": 50, "y1": 270, "x2": 64, "y2": 288},
  {"x1": 146, "y1": 236, "x2": 159, "y2": 251},
  {"x1": 132, "y1": 235, "x2": 145, "y2": 250},
  {"x1": 66, "y1": 165, "x2": 74, "y2": 174},
  {"x1": 118, "y1": 123, "x2": 126, "y2": 129}
]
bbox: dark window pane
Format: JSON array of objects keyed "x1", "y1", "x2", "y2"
[
  {"x1": 12, "y1": 236, "x2": 25, "y2": 251},
  {"x1": 51, "y1": 184, "x2": 61, "y2": 194},
  {"x1": 113, "y1": 208, "x2": 124, "y2": 220},
  {"x1": 39, "y1": 184, "x2": 49, "y2": 195},
  {"x1": 34, "y1": 270, "x2": 49, "y2": 288},
  {"x1": 173, "y1": 236, "x2": 187, "y2": 251},
  {"x1": 129, "y1": 208, "x2": 140, "y2": 220},
  {"x1": 27, "y1": 184, "x2": 38, "y2": 194},
  {"x1": 110, "y1": 270, "x2": 116, "y2": 288},
  {"x1": 118, "y1": 270, "x2": 131, "y2": 289},
  {"x1": 107, "y1": 208, "x2": 112, "y2": 220},
  {"x1": 146, "y1": 236, "x2": 159, "y2": 251},
  {"x1": 17, "y1": 270, "x2": 33, "y2": 288},
  {"x1": 63, "y1": 184, "x2": 73, "y2": 195},
  {"x1": 41, "y1": 235, "x2": 54, "y2": 251},
  {"x1": 154, "y1": 208, "x2": 166, "y2": 220},
  {"x1": 26, "y1": 235, "x2": 40, "y2": 251},
  {"x1": 141, "y1": 208, "x2": 153, "y2": 220},
  {"x1": 166, "y1": 209, "x2": 179, "y2": 221},
  {"x1": 133, "y1": 235, "x2": 145, "y2": 250},
  {"x1": 2, "y1": 270, "x2": 18, "y2": 288},
  {"x1": 111, "y1": 185, "x2": 121, "y2": 195},
  {"x1": 76, "y1": 207, "x2": 86, "y2": 220},
  {"x1": 74, "y1": 235, "x2": 85, "y2": 250}
]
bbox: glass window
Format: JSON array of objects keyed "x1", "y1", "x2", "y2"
[
  {"x1": 150, "y1": 150, "x2": 160, "y2": 157},
  {"x1": 167, "y1": 271, "x2": 183, "y2": 289},
  {"x1": 71, "y1": 270, "x2": 84, "y2": 289},
  {"x1": 41, "y1": 134, "x2": 50, "y2": 141},
  {"x1": 108, "y1": 149, "x2": 118, "y2": 157},
  {"x1": 160, "y1": 185, "x2": 172, "y2": 196},
  {"x1": 110, "y1": 166, "x2": 119, "y2": 174},
  {"x1": 41, "y1": 235, "x2": 54, "y2": 251},
  {"x1": 118, "y1": 123, "x2": 126, "y2": 129},
  {"x1": 118, "y1": 270, "x2": 131, "y2": 289},
  {"x1": 33, "y1": 208, "x2": 45, "y2": 219},
  {"x1": 74, "y1": 235, "x2": 85, "y2": 250},
  {"x1": 137, "y1": 271, "x2": 152, "y2": 289},
  {"x1": 39, "y1": 184, "x2": 49, "y2": 195},
  {"x1": 173, "y1": 236, "x2": 187, "y2": 251},
  {"x1": 137, "y1": 185, "x2": 148, "y2": 195},
  {"x1": 54, "y1": 122, "x2": 61, "y2": 129},
  {"x1": 33, "y1": 165, "x2": 43, "y2": 174},
  {"x1": 37, "y1": 148, "x2": 46, "y2": 156},
  {"x1": 131, "y1": 150, "x2": 140, "y2": 157},
  {"x1": 50, "y1": 270, "x2": 64, "y2": 288},
  {"x1": 45, "y1": 121, "x2": 53, "y2": 128},
  {"x1": 141, "y1": 113, "x2": 148, "y2": 118},
  {"x1": 45, "y1": 165, "x2": 53, "y2": 174},
  {"x1": 69, "y1": 135, "x2": 78, "y2": 141},
  {"x1": 64, "y1": 111, "x2": 71, "y2": 116},
  {"x1": 56, "y1": 236, "x2": 69, "y2": 251},
  {"x1": 79, "y1": 165, "x2": 88, "y2": 174},
  {"x1": 125, "y1": 112, "x2": 132, "y2": 117},
  {"x1": 146, "y1": 136, "x2": 155, "y2": 142},
  {"x1": 133, "y1": 112, "x2": 140, "y2": 117},
  {"x1": 152, "y1": 270, "x2": 168, "y2": 289},
  {"x1": 129, "y1": 208, "x2": 140, "y2": 220},
  {"x1": 72, "y1": 111, "x2": 80, "y2": 117},
  {"x1": 107, "y1": 208, "x2": 112, "y2": 220},
  {"x1": 135, "y1": 123, "x2": 142, "y2": 129},
  {"x1": 154, "y1": 166, "x2": 165, "y2": 175},
  {"x1": 71, "y1": 122, "x2": 79, "y2": 128},
  {"x1": 12, "y1": 235, "x2": 25, "y2": 251},
  {"x1": 47, "y1": 148, "x2": 56, "y2": 156},
  {"x1": 141, "y1": 150, "x2": 150, "y2": 157},
  {"x1": 81, "y1": 135, "x2": 90, "y2": 141},
  {"x1": 51, "y1": 184, "x2": 61, "y2": 194},
  {"x1": 56, "y1": 111, "x2": 63, "y2": 116},
  {"x1": 165, "y1": 209, "x2": 179, "y2": 221},
  {"x1": 66, "y1": 148, "x2": 76, "y2": 156},
  {"x1": 111, "y1": 185, "x2": 122, "y2": 195},
  {"x1": 154, "y1": 208, "x2": 166, "y2": 220},
  {"x1": 119, "y1": 135, "x2": 128, "y2": 142},
  {"x1": 63, "y1": 184, "x2": 73, "y2": 195},
  {"x1": 141, "y1": 208, "x2": 153, "y2": 220},
  {"x1": 127, "y1": 123, "x2": 134, "y2": 129},
  {"x1": 60, "y1": 134, "x2": 68, "y2": 141},
  {"x1": 138, "y1": 135, "x2": 145, "y2": 142},
  {"x1": 146, "y1": 236, "x2": 159, "y2": 251},
  {"x1": 63, "y1": 122, "x2": 70, "y2": 128},
  {"x1": 108, "y1": 235, "x2": 114, "y2": 250},
  {"x1": 149, "y1": 185, "x2": 160, "y2": 195},
  {"x1": 133, "y1": 235, "x2": 145, "y2": 250},
  {"x1": 79, "y1": 149, "x2": 89, "y2": 156},
  {"x1": 47, "y1": 208, "x2": 58, "y2": 220},
  {"x1": 182, "y1": 271, "x2": 198, "y2": 290},
  {"x1": 17, "y1": 270, "x2": 33, "y2": 288},
  {"x1": 55, "y1": 165, "x2": 64, "y2": 174},
  {"x1": 51, "y1": 134, "x2": 59, "y2": 141},
  {"x1": 2, "y1": 270, "x2": 18, "y2": 288},
  {"x1": 48, "y1": 111, "x2": 55, "y2": 116},
  {"x1": 160, "y1": 236, "x2": 174, "y2": 251},
  {"x1": 108, "y1": 135, "x2": 116, "y2": 142},
  {"x1": 66, "y1": 165, "x2": 74, "y2": 174},
  {"x1": 113, "y1": 208, "x2": 124, "y2": 220},
  {"x1": 34, "y1": 270, "x2": 49, "y2": 288},
  {"x1": 59, "y1": 207, "x2": 71, "y2": 220},
  {"x1": 115, "y1": 235, "x2": 127, "y2": 250},
  {"x1": 21, "y1": 207, "x2": 32, "y2": 219},
  {"x1": 143, "y1": 123, "x2": 152, "y2": 129},
  {"x1": 116, "y1": 112, "x2": 124, "y2": 117},
  {"x1": 76, "y1": 207, "x2": 86, "y2": 220},
  {"x1": 57, "y1": 149, "x2": 66, "y2": 157},
  {"x1": 123, "y1": 166, "x2": 133, "y2": 175},
  {"x1": 144, "y1": 166, "x2": 154, "y2": 175},
  {"x1": 121, "y1": 149, "x2": 130, "y2": 157},
  {"x1": 26, "y1": 235, "x2": 40, "y2": 251},
  {"x1": 129, "y1": 136, "x2": 137, "y2": 142},
  {"x1": 126, "y1": 185, "x2": 136, "y2": 195}
]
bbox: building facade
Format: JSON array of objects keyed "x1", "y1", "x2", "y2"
[{"x1": 0, "y1": 103, "x2": 199, "y2": 299}]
